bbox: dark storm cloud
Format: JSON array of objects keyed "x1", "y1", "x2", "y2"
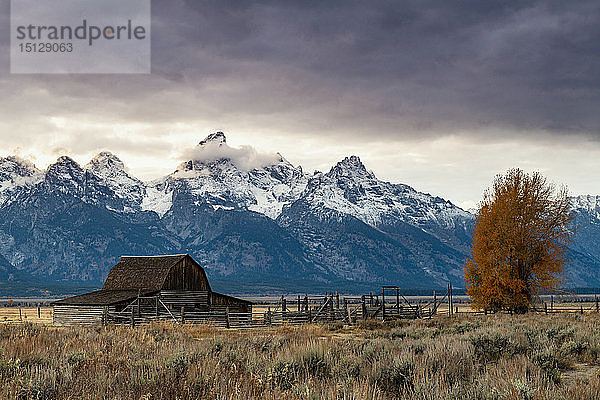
[
  {"x1": 1, "y1": 0, "x2": 599, "y2": 142},
  {"x1": 146, "y1": 0, "x2": 600, "y2": 139}
]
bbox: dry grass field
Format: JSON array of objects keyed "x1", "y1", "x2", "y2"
[
  {"x1": 0, "y1": 307, "x2": 53, "y2": 325},
  {"x1": 3, "y1": 313, "x2": 600, "y2": 399}
]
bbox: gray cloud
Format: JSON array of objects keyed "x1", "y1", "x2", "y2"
[
  {"x1": 1, "y1": 0, "x2": 598, "y2": 139},
  {"x1": 1, "y1": 0, "x2": 600, "y2": 204}
]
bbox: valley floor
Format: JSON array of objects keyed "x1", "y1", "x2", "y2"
[{"x1": 2, "y1": 314, "x2": 600, "y2": 399}]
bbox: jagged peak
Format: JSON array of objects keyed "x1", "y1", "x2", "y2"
[
  {"x1": 199, "y1": 131, "x2": 226, "y2": 146},
  {"x1": 329, "y1": 155, "x2": 374, "y2": 179},
  {"x1": 86, "y1": 151, "x2": 125, "y2": 172},
  {"x1": 53, "y1": 155, "x2": 79, "y2": 166},
  {"x1": 47, "y1": 156, "x2": 83, "y2": 177},
  {"x1": 0, "y1": 155, "x2": 39, "y2": 175},
  {"x1": 571, "y1": 195, "x2": 600, "y2": 211}
]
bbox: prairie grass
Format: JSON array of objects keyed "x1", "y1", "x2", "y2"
[{"x1": 2, "y1": 314, "x2": 600, "y2": 399}]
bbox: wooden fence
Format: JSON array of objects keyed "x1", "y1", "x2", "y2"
[{"x1": 102, "y1": 285, "x2": 455, "y2": 327}]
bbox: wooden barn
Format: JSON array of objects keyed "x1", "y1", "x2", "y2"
[{"x1": 53, "y1": 254, "x2": 252, "y2": 326}]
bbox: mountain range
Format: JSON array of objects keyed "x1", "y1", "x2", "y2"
[{"x1": 1, "y1": 132, "x2": 599, "y2": 294}]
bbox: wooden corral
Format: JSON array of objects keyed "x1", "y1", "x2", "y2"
[{"x1": 52, "y1": 254, "x2": 251, "y2": 326}]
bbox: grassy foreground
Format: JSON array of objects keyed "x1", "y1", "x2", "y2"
[{"x1": 2, "y1": 315, "x2": 600, "y2": 399}]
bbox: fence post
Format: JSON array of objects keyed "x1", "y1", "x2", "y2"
[
  {"x1": 181, "y1": 306, "x2": 185, "y2": 325},
  {"x1": 433, "y1": 290, "x2": 437, "y2": 314},
  {"x1": 361, "y1": 295, "x2": 367, "y2": 320},
  {"x1": 37, "y1": 306, "x2": 41, "y2": 319},
  {"x1": 381, "y1": 287, "x2": 386, "y2": 321},
  {"x1": 448, "y1": 283, "x2": 453, "y2": 317},
  {"x1": 298, "y1": 295, "x2": 301, "y2": 312},
  {"x1": 304, "y1": 295, "x2": 308, "y2": 312},
  {"x1": 545, "y1": 303, "x2": 548, "y2": 314},
  {"x1": 19, "y1": 307, "x2": 22, "y2": 322},
  {"x1": 347, "y1": 302, "x2": 352, "y2": 324},
  {"x1": 103, "y1": 306, "x2": 108, "y2": 325},
  {"x1": 267, "y1": 307, "x2": 272, "y2": 326},
  {"x1": 225, "y1": 307, "x2": 230, "y2": 329},
  {"x1": 130, "y1": 308, "x2": 135, "y2": 328},
  {"x1": 551, "y1": 295, "x2": 554, "y2": 312},
  {"x1": 328, "y1": 295, "x2": 334, "y2": 321},
  {"x1": 281, "y1": 296, "x2": 286, "y2": 312},
  {"x1": 396, "y1": 289, "x2": 400, "y2": 315},
  {"x1": 343, "y1": 298, "x2": 348, "y2": 323}
]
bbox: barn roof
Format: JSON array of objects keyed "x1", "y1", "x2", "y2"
[
  {"x1": 53, "y1": 289, "x2": 155, "y2": 306},
  {"x1": 102, "y1": 254, "x2": 190, "y2": 291}
]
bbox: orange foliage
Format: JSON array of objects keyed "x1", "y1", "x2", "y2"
[{"x1": 465, "y1": 169, "x2": 573, "y2": 312}]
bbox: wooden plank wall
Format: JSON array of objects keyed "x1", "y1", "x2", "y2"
[
  {"x1": 209, "y1": 292, "x2": 251, "y2": 313},
  {"x1": 53, "y1": 305, "x2": 107, "y2": 326},
  {"x1": 162, "y1": 257, "x2": 211, "y2": 291},
  {"x1": 160, "y1": 290, "x2": 210, "y2": 311}
]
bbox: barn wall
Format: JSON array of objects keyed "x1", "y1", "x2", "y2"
[
  {"x1": 162, "y1": 257, "x2": 211, "y2": 291},
  {"x1": 52, "y1": 305, "x2": 105, "y2": 326},
  {"x1": 160, "y1": 290, "x2": 210, "y2": 311},
  {"x1": 209, "y1": 292, "x2": 251, "y2": 313}
]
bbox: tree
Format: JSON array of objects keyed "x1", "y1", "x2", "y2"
[{"x1": 464, "y1": 168, "x2": 573, "y2": 312}]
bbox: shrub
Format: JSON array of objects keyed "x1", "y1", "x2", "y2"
[
  {"x1": 450, "y1": 320, "x2": 482, "y2": 334},
  {"x1": 323, "y1": 322, "x2": 344, "y2": 332},
  {"x1": 356, "y1": 319, "x2": 386, "y2": 331},
  {"x1": 165, "y1": 353, "x2": 189, "y2": 376},
  {"x1": 509, "y1": 378, "x2": 536, "y2": 400},
  {"x1": 531, "y1": 350, "x2": 568, "y2": 383},
  {"x1": 267, "y1": 359, "x2": 300, "y2": 390},
  {"x1": 371, "y1": 357, "x2": 414, "y2": 394},
  {"x1": 297, "y1": 348, "x2": 329, "y2": 378},
  {"x1": 470, "y1": 330, "x2": 519, "y2": 362}
]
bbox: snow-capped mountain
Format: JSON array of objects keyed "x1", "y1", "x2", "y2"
[
  {"x1": 85, "y1": 152, "x2": 147, "y2": 212},
  {"x1": 571, "y1": 195, "x2": 600, "y2": 219},
  {"x1": 150, "y1": 132, "x2": 308, "y2": 219},
  {"x1": 0, "y1": 156, "x2": 42, "y2": 206},
  {"x1": 0, "y1": 132, "x2": 599, "y2": 292},
  {"x1": 289, "y1": 155, "x2": 473, "y2": 249},
  {"x1": 566, "y1": 195, "x2": 600, "y2": 286},
  {"x1": 299, "y1": 155, "x2": 471, "y2": 227},
  {"x1": 277, "y1": 156, "x2": 474, "y2": 286}
]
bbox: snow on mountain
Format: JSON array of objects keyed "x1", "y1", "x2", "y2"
[
  {"x1": 0, "y1": 156, "x2": 42, "y2": 206},
  {"x1": 3, "y1": 132, "x2": 600, "y2": 289},
  {"x1": 141, "y1": 185, "x2": 173, "y2": 218},
  {"x1": 296, "y1": 155, "x2": 472, "y2": 233},
  {"x1": 85, "y1": 152, "x2": 146, "y2": 212},
  {"x1": 155, "y1": 132, "x2": 308, "y2": 218},
  {"x1": 571, "y1": 195, "x2": 600, "y2": 219}
]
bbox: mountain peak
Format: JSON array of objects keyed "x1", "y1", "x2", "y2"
[
  {"x1": 199, "y1": 131, "x2": 226, "y2": 146},
  {"x1": 329, "y1": 155, "x2": 373, "y2": 179},
  {"x1": 45, "y1": 156, "x2": 84, "y2": 184},
  {"x1": 0, "y1": 156, "x2": 38, "y2": 177},
  {"x1": 54, "y1": 156, "x2": 79, "y2": 167},
  {"x1": 87, "y1": 151, "x2": 125, "y2": 172},
  {"x1": 340, "y1": 155, "x2": 364, "y2": 168},
  {"x1": 571, "y1": 195, "x2": 600, "y2": 212}
]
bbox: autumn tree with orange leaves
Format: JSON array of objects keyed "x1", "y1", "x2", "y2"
[{"x1": 464, "y1": 169, "x2": 573, "y2": 313}]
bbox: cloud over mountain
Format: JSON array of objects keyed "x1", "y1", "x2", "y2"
[{"x1": 179, "y1": 132, "x2": 284, "y2": 172}]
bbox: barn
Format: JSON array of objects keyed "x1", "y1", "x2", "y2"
[{"x1": 53, "y1": 254, "x2": 252, "y2": 326}]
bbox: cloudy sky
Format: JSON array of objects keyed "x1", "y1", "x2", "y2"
[{"x1": 1, "y1": 0, "x2": 600, "y2": 210}]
